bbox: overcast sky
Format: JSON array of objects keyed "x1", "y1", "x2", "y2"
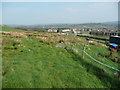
[{"x1": 1, "y1": 1, "x2": 118, "y2": 25}]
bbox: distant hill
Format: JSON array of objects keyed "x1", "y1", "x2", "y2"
[
  {"x1": 3, "y1": 22, "x2": 118, "y2": 30},
  {"x1": 1, "y1": 26, "x2": 24, "y2": 31},
  {"x1": 102, "y1": 21, "x2": 118, "y2": 25}
]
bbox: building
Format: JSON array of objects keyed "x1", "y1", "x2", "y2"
[
  {"x1": 60, "y1": 29, "x2": 71, "y2": 35},
  {"x1": 61, "y1": 29, "x2": 71, "y2": 33},
  {"x1": 48, "y1": 29, "x2": 58, "y2": 33},
  {"x1": 73, "y1": 29, "x2": 81, "y2": 35},
  {"x1": 109, "y1": 36, "x2": 120, "y2": 52},
  {"x1": 110, "y1": 36, "x2": 120, "y2": 44}
]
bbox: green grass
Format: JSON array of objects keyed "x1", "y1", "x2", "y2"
[
  {"x1": 2, "y1": 30, "x2": 120, "y2": 88},
  {"x1": 81, "y1": 31, "x2": 90, "y2": 34},
  {"x1": 1, "y1": 26, "x2": 24, "y2": 31}
]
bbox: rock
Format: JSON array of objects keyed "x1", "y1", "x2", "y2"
[{"x1": 56, "y1": 43, "x2": 66, "y2": 48}]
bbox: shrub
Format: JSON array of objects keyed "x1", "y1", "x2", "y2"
[
  {"x1": 38, "y1": 29, "x2": 47, "y2": 32},
  {"x1": 99, "y1": 51, "x2": 109, "y2": 57},
  {"x1": 100, "y1": 51, "x2": 120, "y2": 64},
  {"x1": 2, "y1": 39, "x2": 9, "y2": 45},
  {"x1": 110, "y1": 54, "x2": 120, "y2": 64},
  {"x1": 12, "y1": 39, "x2": 21, "y2": 46}
]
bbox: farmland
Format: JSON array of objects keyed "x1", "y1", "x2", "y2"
[{"x1": 1, "y1": 27, "x2": 120, "y2": 88}]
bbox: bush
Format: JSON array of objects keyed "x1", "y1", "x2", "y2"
[
  {"x1": 2, "y1": 39, "x2": 9, "y2": 45},
  {"x1": 12, "y1": 39, "x2": 21, "y2": 46},
  {"x1": 110, "y1": 54, "x2": 120, "y2": 63},
  {"x1": 38, "y1": 29, "x2": 47, "y2": 32},
  {"x1": 100, "y1": 51, "x2": 110, "y2": 57},
  {"x1": 100, "y1": 51, "x2": 120, "y2": 64}
]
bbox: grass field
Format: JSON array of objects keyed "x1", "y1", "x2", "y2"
[{"x1": 1, "y1": 27, "x2": 120, "y2": 88}]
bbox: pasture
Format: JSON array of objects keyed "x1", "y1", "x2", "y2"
[{"x1": 1, "y1": 27, "x2": 120, "y2": 88}]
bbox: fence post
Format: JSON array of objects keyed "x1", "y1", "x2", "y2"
[{"x1": 82, "y1": 44, "x2": 85, "y2": 58}]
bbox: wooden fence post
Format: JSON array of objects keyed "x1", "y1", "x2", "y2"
[{"x1": 82, "y1": 44, "x2": 85, "y2": 58}]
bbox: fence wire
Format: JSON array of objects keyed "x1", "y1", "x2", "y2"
[{"x1": 82, "y1": 50, "x2": 120, "y2": 72}]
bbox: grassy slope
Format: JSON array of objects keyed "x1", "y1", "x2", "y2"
[
  {"x1": 2, "y1": 41, "x2": 104, "y2": 88},
  {"x1": 2, "y1": 29, "x2": 120, "y2": 88}
]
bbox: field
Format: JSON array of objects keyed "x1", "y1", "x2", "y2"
[{"x1": 1, "y1": 27, "x2": 120, "y2": 88}]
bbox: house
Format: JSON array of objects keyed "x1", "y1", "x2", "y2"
[
  {"x1": 109, "y1": 36, "x2": 120, "y2": 52},
  {"x1": 60, "y1": 29, "x2": 71, "y2": 35},
  {"x1": 110, "y1": 36, "x2": 120, "y2": 44},
  {"x1": 61, "y1": 29, "x2": 71, "y2": 33},
  {"x1": 73, "y1": 29, "x2": 81, "y2": 35},
  {"x1": 48, "y1": 29, "x2": 57, "y2": 32},
  {"x1": 86, "y1": 38, "x2": 93, "y2": 43}
]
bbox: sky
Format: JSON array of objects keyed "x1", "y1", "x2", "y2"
[
  {"x1": 1, "y1": 1, "x2": 118, "y2": 25},
  {"x1": 1, "y1": 0, "x2": 120, "y2": 2}
]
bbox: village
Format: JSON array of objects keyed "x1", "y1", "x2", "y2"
[
  {"x1": 47, "y1": 28, "x2": 119, "y2": 36},
  {"x1": 47, "y1": 28, "x2": 120, "y2": 52}
]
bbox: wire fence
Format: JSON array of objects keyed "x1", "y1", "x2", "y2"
[
  {"x1": 64, "y1": 42, "x2": 120, "y2": 72},
  {"x1": 82, "y1": 50, "x2": 120, "y2": 72}
]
